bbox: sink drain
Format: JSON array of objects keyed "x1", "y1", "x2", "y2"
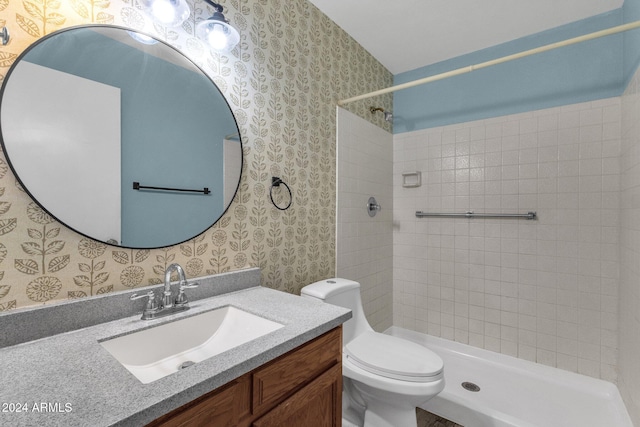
[
  {"x1": 179, "y1": 361, "x2": 195, "y2": 370},
  {"x1": 461, "y1": 381, "x2": 480, "y2": 392}
]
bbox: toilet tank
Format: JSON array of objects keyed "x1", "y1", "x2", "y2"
[{"x1": 301, "y1": 278, "x2": 372, "y2": 344}]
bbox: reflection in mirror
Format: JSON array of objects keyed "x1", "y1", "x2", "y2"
[{"x1": 0, "y1": 25, "x2": 242, "y2": 249}]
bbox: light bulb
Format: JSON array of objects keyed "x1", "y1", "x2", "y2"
[
  {"x1": 207, "y1": 24, "x2": 228, "y2": 50},
  {"x1": 196, "y1": 19, "x2": 240, "y2": 53},
  {"x1": 146, "y1": 0, "x2": 190, "y2": 27}
]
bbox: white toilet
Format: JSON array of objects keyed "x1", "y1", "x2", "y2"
[{"x1": 301, "y1": 278, "x2": 444, "y2": 427}]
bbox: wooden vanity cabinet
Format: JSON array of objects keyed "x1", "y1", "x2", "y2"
[{"x1": 147, "y1": 326, "x2": 342, "y2": 427}]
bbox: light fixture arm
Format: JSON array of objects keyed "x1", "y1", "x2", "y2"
[{"x1": 202, "y1": 0, "x2": 227, "y2": 21}]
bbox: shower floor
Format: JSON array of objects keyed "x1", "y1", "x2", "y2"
[{"x1": 386, "y1": 327, "x2": 632, "y2": 427}]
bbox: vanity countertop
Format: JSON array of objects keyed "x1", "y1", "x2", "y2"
[{"x1": 0, "y1": 286, "x2": 351, "y2": 427}]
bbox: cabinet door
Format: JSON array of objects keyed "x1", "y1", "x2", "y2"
[
  {"x1": 252, "y1": 328, "x2": 341, "y2": 415},
  {"x1": 252, "y1": 363, "x2": 342, "y2": 427}
]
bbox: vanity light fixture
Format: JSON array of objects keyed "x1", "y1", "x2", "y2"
[
  {"x1": 140, "y1": 0, "x2": 190, "y2": 28},
  {"x1": 196, "y1": 0, "x2": 240, "y2": 53}
]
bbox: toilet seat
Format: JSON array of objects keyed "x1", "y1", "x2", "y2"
[{"x1": 344, "y1": 332, "x2": 443, "y2": 382}]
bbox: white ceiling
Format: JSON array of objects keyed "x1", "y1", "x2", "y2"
[{"x1": 307, "y1": 0, "x2": 624, "y2": 75}]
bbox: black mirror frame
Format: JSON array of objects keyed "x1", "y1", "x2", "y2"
[{"x1": 0, "y1": 24, "x2": 243, "y2": 249}]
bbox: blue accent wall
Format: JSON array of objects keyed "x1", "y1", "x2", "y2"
[
  {"x1": 25, "y1": 30, "x2": 236, "y2": 247},
  {"x1": 394, "y1": 10, "x2": 628, "y2": 133},
  {"x1": 624, "y1": 0, "x2": 640, "y2": 84}
]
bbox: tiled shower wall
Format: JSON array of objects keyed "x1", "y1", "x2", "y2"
[
  {"x1": 337, "y1": 108, "x2": 393, "y2": 331},
  {"x1": 619, "y1": 67, "x2": 640, "y2": 424},
  {"x1": 393, "y1": 98, "x2": 621, "y2": 382}
]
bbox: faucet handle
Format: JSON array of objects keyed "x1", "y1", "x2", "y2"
[
  {"x1": 130, "y1": 290, "x2": 158, "y2": 311},
  {"x1": 175, "y1": 282, "x2": 198, "y2": 306}
]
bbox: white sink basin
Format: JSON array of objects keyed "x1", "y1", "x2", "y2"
[{"x1": 100, "y1": 306, "x2": 284, "y2": 384}]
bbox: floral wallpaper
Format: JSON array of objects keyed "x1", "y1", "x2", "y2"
[{"x1": 0, "y1": 0, "x2": 392, "y2": 310}]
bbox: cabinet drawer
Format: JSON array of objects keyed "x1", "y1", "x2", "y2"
[
  {"x1": 252, "y1": 327, "x2": 341, "y2": 415},
  {"x1": 147, "y1": 375, "x2": 250, "y2": 427}
]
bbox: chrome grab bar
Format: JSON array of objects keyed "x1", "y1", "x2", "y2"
[{"x1": 415, "y1": 211, "x2": 537, "y2": 220}]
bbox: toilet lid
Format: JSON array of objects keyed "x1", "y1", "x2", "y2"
[{"x1": 345, "y1": 332, "x2": 443, "y2": 382}]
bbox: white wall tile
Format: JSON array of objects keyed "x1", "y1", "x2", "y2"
[
  {"x1": 393, "y1": 98, "x2": 621, "y2": 382},
  {"x1": 337, "y1": 108, "x2": 393, "y2": 332},
  {"x1": 619, "y1": 67, "x2": 640, "y2": 426}
]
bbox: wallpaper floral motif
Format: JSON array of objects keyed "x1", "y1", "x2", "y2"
[{"x1": 0, "y1": 0, "x2": 392, "y2": 309}]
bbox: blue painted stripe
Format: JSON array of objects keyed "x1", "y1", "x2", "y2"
[{"x1": 393, "y1": 10, "x2": 628, "y2": 133}]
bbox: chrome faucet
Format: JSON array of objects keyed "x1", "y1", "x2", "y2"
[
  {"x1": 130, "y1": 263, "x2": 198, "y2": 320},
  {"x1": 163, "y1": 263, "x2": 185, "y2": 309}
]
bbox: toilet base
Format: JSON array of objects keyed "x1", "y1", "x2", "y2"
[
  {"x1": 362, "y1": 400, "x2": 419, "y2": 427},
  {"x1": 342, "y1": 416, "x2": 362, "y2": 427},
  {"x1": 343, "y1": 378, "x2": 365, "y2": 426},
  {"x1": 342, "y1": 402, "x2": 420, "y2": 427},
  {"x1": 346, "y1": 371, "x2": 444, "y2": 427}
]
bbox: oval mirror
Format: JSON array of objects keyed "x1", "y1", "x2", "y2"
[{"x1": 0, "y1": 25, "x2": 242, "y2": 249}]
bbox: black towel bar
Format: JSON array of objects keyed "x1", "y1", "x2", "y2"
[{"x1": 133, "y1": 182, "x2": 210, "y2": 195}]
